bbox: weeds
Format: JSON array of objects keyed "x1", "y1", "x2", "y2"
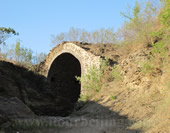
[
  {"x1": 76, "y1": 59, "x2": 107, "y2": 93},
  {"x1": 159, "y1": 0, "x2": 170, "y2": 27},
  {"x1": 110, "y1": 95, "x2": 116, "y2": 100},
  {"x1": 78, "y1": 94, "x2": 89, "y2": 102},
  {"x1": 76, "y1": 66, "x2": 102, "y2": 92},
  {"x1": 111, "y1": 65, "x2": 122, "y2": 82},
  {"x1": 141, "y1": 60, "x2": 154, "y2": 74},
  {"x1": 152, "y1": 42, "x2": 167, "y2": 57},
  {"x1": 150, "y1": 31, "x2": 163, "y2": 39},
  {"x1": 141, "y1": 39, "x2": 168, "y2": 74}
]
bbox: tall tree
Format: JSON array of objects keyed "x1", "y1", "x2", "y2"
[
  {"x1": 15, "y1": 41, "x2": 21, "y2": 61},
  {"x1": 0, "y1": 27, "x2": 18, "y2": 45}
]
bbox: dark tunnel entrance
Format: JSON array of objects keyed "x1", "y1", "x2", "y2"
[{"x1": 48, "y1": 53, "x2": 81, "y2": 103}]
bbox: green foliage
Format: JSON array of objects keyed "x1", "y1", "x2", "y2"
[
  {"x1": 77, "y1": 66, "x2": 102, "y2": 92},
  {"x1": 133, "y1": 1, "x2": 141, "y2": 22},
  {"x1": 0, "y1": 27, "x2": 46, "y2": 67},
  {"x1": 118, "y1": 0, "x2": 160, "y2": 44},
  {"x1": 160, "y1": 8, "x2": 170, "y2": 26},
  {"x1": 78, "y1": 94, "x2": 89, "y2": 102},
  {"x1": 0, "y1": 27, "x2": 18, "y2": 35},
  {"x1": 140, "y1": 41, "x2": 168, "y2": 74},
  {"x1": 111, "y1": 65, "x2": 122, "y2": 81},
  {"x1": 110, "y1": 95, "x2": 116, "y2": 100},
  {"x1": 150, "y1": 31, "x2": 163, "y2": 38},
  {"x1": 145, "y1": 0, "x2": 170, "y2": 69},
  {"x1": 0, "y1": 41, "x2": 46, "y2": 66},
  {"x1": 15, "y1": 41, "x2": 21, "y2": 57},
  {"x1": 141, "y1": 60, "x2": 154, "y2": 74},
  {"x1": 13, "y1": 41, "x2": 33, "y2": 65},
  {"x1": 152, "y1": 42, "x2": 166, "y2": 57},
  {"x1": 159, "y1": 0, "x2": 170, "y2": 27},
  {"x1": 0, "y1": 27, "x2": 18, "y2": 44},
  {"x1": 76, "y1": 59, "x2": 107, "y2": 92},
  {"x1": 158, "y1": 0, "x2": 170, "y2": 51}
]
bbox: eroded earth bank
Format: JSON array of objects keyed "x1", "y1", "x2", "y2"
[{"x1": 0, "y1": 42, "x2": 169, "y2": 133}]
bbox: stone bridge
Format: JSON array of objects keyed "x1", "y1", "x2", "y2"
[{"x1": 40, "y1": 42, "x2": 101, "y2": 102}]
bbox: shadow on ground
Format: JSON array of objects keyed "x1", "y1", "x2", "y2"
[
  {"x1": 0, "y1": 61, "x2": 141, "y2": 133},
  {"x1": 11, "y1": 101, "x2": 141, "y2": 133}
]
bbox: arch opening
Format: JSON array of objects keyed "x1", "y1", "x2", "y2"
[{"x1": 48, "y1": 53, "x2": 81, "y2": 103}]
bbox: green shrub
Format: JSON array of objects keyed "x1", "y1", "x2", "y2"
[
  {"x1": 150, "y1": 31, "x2": 163, "y2": 38},
  {"x1": 159, "y1": 0, "x2": 170, "y2": 27},
  {"x1": 118, "y1": 0, "x2": 160, "y2": 45},
  {"x1": 140, "y1": 40, "x2": 168, "y2": 74},
  {"x1": 152, "y1": 42, "x2": 166, "y2": 57},
  {"x1": 111, "y1": 65, "x2": 122, "y2": 81},
  {"x1": 141, "y1": 61, "x2": 154, "y2": 74},
  {"x1": 110, "y1": 95, "x2": 116, "y2": 100},
  {"x1": 78, "y1": 94, "x2": 89, "y2": 102},
  {"x1": 76, "y1": 59, "x2": 107, "y2": 92},
  {"x1": 76, "y1": 65, "x2": 102, "y2": 92}
]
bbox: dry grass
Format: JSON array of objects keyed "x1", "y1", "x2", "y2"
[{"x1": 85, "y1": 42, "x2": 170, "y2": 132}]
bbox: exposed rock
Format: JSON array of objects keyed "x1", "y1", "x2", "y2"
[{"x1": 120, "y1": 49, "x2": 156, "y2": 90}]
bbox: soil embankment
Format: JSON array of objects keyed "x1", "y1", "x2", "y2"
[{"x1": 0, "y1": 42, "x2": 169, "y2": 132}]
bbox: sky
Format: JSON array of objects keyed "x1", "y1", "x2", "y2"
[{"x1": 0, "y1": 0, "x2": 136, "y2": 54}]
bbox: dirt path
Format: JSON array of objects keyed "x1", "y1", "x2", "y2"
[{"x1": 12, "y1": 101, "x2": 140, "y2": 133}]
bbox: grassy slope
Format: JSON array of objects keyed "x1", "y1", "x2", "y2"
[{"x1": 81, "y1": 42, "x2": 170, "y2": 132}]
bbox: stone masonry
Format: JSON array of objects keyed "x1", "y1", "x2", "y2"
[{"x1": 40, "y1": 41, "x2": 101, "y2": 96}]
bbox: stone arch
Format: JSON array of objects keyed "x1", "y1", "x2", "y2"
[
  {"x1": 41, "y1": 42, "x2": 100, "y2": 98},
  {"x1": 48, "y1": 52, "x2": 81, "y2": 102},
  {"x1": 47, "y1": 46, "x2": 84, "y2": 76}
]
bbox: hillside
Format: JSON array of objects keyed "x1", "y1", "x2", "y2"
[
  {"x1": 0, "y1": 39, "x2": 169, "y2": 132},
  {"x1": 0, "y1": 1, "x2": 169, "y2": 132},
  {"x1": 0, "y1": 61, "x2": 77, "y2": 132},
  {"x1": 68, "y1": 40, "x2": 170, "y2": 132},
  {"x1": 80, "y1": 44, "x2": 170, "y2": 132}
]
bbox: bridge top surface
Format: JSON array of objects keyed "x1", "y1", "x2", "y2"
[{"x1": 39, "y1": 41, "x2": 118, "y2": 76}]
